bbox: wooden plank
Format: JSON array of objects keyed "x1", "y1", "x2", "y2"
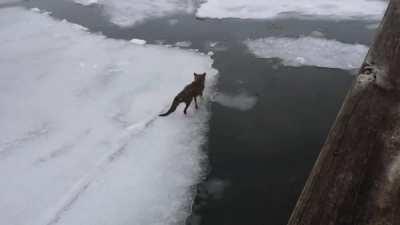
[{"x1": 287, "y1": 1, "x2": 400, "y2": 224}]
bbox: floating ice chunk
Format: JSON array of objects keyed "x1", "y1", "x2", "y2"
[
  {"x1": 71, "y1": 0, "x2": 196, "y2": 27},
  {"x1": 206, "y1": 41, "x2": 227, "y2": 52},
  {"x1": 40, "y1": 10, "x2": 51, "y2": 16},
  {"x1": 73, "y1": 0, "x2": 98, "y2": 5},
  {"x1": 197, "y1": 0, "x2": 388, "y2": 21},
  {"x1": 30, "y1": 8, "x2": 41, "y2": 12},
  {"x1": 155, "y1": 40, "x2": 165, "y2": 45},
  {"x1": 130, "y1": 38, "x2": 146, "y2": 45},
  {"x1": 0, "y1": 7, "x2": 217, "y2": 225},
  {"x1": 198, "y1": 178, "x2": 230, "y2": 200},
  {"x1": 245, "y1": 36, "x2": 369, "y2": 70},
  {"x1": 366, "y1": 23, "x2": 380, "y2": 30},
  {"x1": 309, "y1": 30, "x2": 325, "y2": 38},
  {"x1": 295, "y1": 57, "x2": 306, "y2": 64},
  {"x1": 72, "y1": 23, "x2": 88, "y2": 31},
  {"x1": 204, "y1": 178, "x2": 229, "y2": 199},
  {"x1": 168, "y1": 18, "x2": 179, "y2": 26},
  {"x1": 212, "y1": 92, "x2": 257, "y2": 111},
  {"x1": 209, "y1": 42, "x2": 218, "y2": 48},
  {"x1": 174, "y1": 41, "x2": 192, "y2": 48}
]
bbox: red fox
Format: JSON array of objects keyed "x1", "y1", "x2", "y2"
[{"x1": 159, "y1": 73, "x2": 206, "y2": 117}]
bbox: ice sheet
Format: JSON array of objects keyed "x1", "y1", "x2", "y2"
[
  {"x1": 245, "y1": 36, "x2": 369, "y2": 70},
  {"x1": 0, "y1": 7, "x2": 217, "y2": 225},
  {"x1": 197, "y1": 0, "x2": 387, "y2": 21},
  {"x1": 72, "y1": 0, "x2": 195, "y2": 27}
]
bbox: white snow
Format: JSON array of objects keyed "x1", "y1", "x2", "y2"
[
  {"x1": 245, "y1": 36, "x2": 369, "y2": 70},
  {"x1": 197, "y1": 0, "x2": 388, "y2": 21},
  {"x1": 130, "y1": 38, "x2": 147, "y2": 45},
  {"x1": 72, "y1": 0, "x2": 196, "y2": 27},
  {"x1": 0, "y1": 7, "x2": 217, "y2": 225},
  {"x1": 212, "y1": 92, "x2": 257, "y2": 111}
]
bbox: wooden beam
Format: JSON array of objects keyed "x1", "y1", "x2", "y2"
[{"x1": 287, "y1": 1, "x2": 400, "y2": 224}]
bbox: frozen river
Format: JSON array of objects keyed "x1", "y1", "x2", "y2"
[{"x1": 0, "y1": 0, "x2": 387, "y2": 225}]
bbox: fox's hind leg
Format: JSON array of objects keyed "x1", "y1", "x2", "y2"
[{"x1": 183, "y1": 98, "x2": 193, "y2": 115}]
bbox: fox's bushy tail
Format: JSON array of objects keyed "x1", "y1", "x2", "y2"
[{"x1": 159, "y1": 99, "x2": 180, "y2": 117}]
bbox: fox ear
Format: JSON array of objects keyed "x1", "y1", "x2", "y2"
[{"x1": 203, "y1": 73, "x2": 206, "y2": 76}]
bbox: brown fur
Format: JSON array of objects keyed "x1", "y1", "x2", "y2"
[{"x1": 159, "y1": 73, "x2": 206, "y2": 117}]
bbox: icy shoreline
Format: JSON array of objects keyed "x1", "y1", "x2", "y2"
[{"x1": 0, "y1": 7, "x2": 217, "y2": 225}]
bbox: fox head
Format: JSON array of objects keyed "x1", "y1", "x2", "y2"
[{"x1": 194, "y1": 72, "x2": 206, "y2": 82}]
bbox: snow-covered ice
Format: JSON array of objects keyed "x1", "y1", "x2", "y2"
[
  {"x1": 245, "y1": 36, "x2": 369, "y2": 70},
  {"x1": 174, "y1": 41, "x2": 192, "y2": 48},
  {"x1": 72, "y1": 0, "x2": 196, "y2": 27},
  {"x1": 212, "y1": 92, "x2": 257, "y2": 111},
  {"x1": 0, "y1": 7, "x2": 217, "y2": 225},
  {"x1": 130, "y1": 38, "x2": 147, "y2": 45},
  {"x1": 197, "y1": 0, "x2": 388, "y2": 21}
]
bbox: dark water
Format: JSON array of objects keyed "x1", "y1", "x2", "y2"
[{"x1": 15, "y1": 1, "x2": 378, "y2": 224}]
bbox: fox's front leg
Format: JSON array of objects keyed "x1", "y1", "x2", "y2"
[{"x1": 194, "y1": 97, "x2": 198, "y2": 109}]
